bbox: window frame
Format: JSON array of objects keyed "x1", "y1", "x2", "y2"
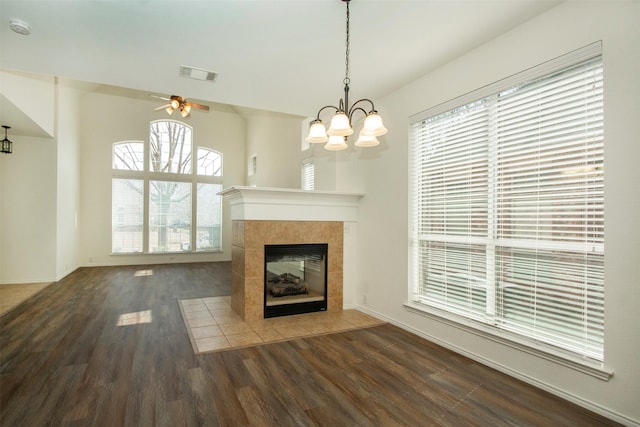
[
  {"x1": 407, "y1": 43, "x2": 610, "y2": 379},
  {"x1": 111, "y1": 120, "x2": 223, "y2": 254}
]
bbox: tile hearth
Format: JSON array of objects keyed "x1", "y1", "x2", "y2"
[{"x1": 179, "y1": 296, "x2": 384, "y2": 354}]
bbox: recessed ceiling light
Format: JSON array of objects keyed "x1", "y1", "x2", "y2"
[
  {"x1": 10, "y1": 19, "x2": 31, "y2": 36},
  {"x1": 179, "y1": 65, "x2": 218, "y2": 82}
]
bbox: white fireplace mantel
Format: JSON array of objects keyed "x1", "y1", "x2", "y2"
[{"x1": 218, "y1": 186, "x2": 364, "y2": 222}]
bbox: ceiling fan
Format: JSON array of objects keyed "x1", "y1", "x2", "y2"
[{"x1": 151, "y1": 94, "x2": 209, "y2": 118}]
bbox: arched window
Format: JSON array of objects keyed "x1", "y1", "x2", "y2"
[
  {"x1": 113, "y1": 141, "x2": 144, "y2": 171},
  {"x1": 111, "y1": 120, "x2": 223, "y2": 254},
  {"x1": 197, "y1": 148, "x2": 222, "y2": 176}
]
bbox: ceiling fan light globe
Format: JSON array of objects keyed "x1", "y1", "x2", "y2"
[
  {"x1": 171, "y1": 100, "x2": 180, "y2": 109},
  {"x1": 165, "y1": 106, "x2": 175, "y2": 115}
]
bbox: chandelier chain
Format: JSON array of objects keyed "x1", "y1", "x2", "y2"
[{"x1": 344, "y1": 0, "x2": 350, "y2": 86}]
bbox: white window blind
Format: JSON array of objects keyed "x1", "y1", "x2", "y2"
[
  {"x1": 302, "y1": 159, "x2": 315, "y2": 191},
  {"x1": 410, "y1": 47, "x2": 604, "y2": 361}
]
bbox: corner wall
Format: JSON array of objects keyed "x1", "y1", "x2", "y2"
[
  {"x1": 0, "y1": 71, "x2": 58, "y2": 284},
  {"x1": 354, "y1": 2, "x2": 640, "y2": 424},
  {"x1": 55, "y1": 79, "x2": 83, "y2": 280}
]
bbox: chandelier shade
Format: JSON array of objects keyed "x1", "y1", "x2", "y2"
[
  {"x1": 325, "y1": 135, "x2": 348, "y2": 151},
  {"x1": 327, "y1": 112, "x2": 353, "y2": 137},
  {"x1": 306, "y1": 0, "x2": 387, "y2": 151},
  {"x1": 361, "y1": 111, "x2": 388, "y2": 137},
  {"x1": 355, "y1": 132, "x2": 380, "y2": 148},
  {"x1": 305, "y1": 120, "x2": 329, "y2": 143}
]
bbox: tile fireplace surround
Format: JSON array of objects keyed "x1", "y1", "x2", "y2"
[{"x1": 219, "y1": 186, "x2": 363, "y2": 322}]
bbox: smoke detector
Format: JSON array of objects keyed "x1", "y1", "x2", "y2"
[{"x1": 10, "y1": 19, "x2": 31, "y2": 35}]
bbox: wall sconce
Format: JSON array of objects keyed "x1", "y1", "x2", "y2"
[{"x1": 1, "y1": 126, "x2": 13, "y2": 154}]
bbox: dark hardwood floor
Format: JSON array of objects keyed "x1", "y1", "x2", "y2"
[{"x1": 0, "y1": 262, "x2": 619, "y2": 426}]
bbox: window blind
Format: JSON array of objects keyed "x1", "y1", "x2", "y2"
[
  {"x1": 302, "y1": 159, "x2": 315, "y2": 191},
  {"x1": 410, "y1": 47, "x2": 604, "y2": 360}
]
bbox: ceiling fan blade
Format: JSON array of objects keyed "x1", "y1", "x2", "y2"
[
  {"x1": 149, "y1": 94, "x2": 171, "y2": 101},
  {"x1": 187, "y1": 102, "x2": 210, "y2": 111},
  {"x1": 153, "y1": 103, "x2": 171, "y2": 111}
]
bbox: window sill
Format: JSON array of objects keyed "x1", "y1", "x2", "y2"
[{"x1": 403, "y1": 301, "x2": 613, "y2": 381}]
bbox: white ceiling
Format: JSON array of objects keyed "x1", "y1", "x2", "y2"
[{"x1": 0, "y1": 0, "x2": 561, "y2": 137}]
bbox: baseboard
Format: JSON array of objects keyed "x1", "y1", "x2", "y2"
[
  {"x1": 56, "y1": 265, "x2": 80, "y2": 282},
  {"x1": 354, "y1": 304, "x2": 638, "y2": 427}
]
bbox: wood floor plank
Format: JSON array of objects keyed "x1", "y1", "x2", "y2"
[{"x1": 0, "y1": 262, "x2": 622, "y2": 427}]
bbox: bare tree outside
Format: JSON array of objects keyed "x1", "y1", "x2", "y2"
[
  {"x1": 149, "y1": 121, "x2": 192, "y2": 251},
  {"x1": 150, "y1": 120, "x2": 192, "y2": 174}
]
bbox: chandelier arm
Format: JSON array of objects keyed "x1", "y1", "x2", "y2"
[
  {"x1": 313, "y1": 105, "x2": 340, "y2": 120},
  {"x1": 348, "y1": 106, "x2": 369, "y2": 123},
  {"x1": 348, "y1": 98, "x2": 376, "y2": 114}
]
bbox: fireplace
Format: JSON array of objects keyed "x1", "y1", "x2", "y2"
[
  {"x1": 229, "y1": 220, "x2": 343, "y2": 321},
  {"x1": 264, "y1": 243, "x2": 328, "y2": 318},
  {"x1": 219, "y1": 186, "x2": 363, "y2": 322}
]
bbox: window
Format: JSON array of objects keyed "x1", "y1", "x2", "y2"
[
  {"x1": 302, "y1": 158, "x2": 315, "y2": 190},
  {"x1": 112, "y1": 120, "x2": 223, "y2": 253},
  {"x1": 409, "y1": 45, "x2": 604, "y2": 361},
  {"x1": 112, "y1": 178, "x2": 143, "y2": 253}
]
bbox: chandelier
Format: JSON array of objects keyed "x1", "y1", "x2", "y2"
[
  {"x1": 1, "y1": 125, "x2": 13, "y2": 154},
  {"x1": 305, "y1": 0, "x2": 387, "y2": 151}
]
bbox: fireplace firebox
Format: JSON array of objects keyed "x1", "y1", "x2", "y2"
[{"x1": 264, "y1": 243, "x2": 328, "y2": 318}]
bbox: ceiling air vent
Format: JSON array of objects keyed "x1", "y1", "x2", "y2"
[{"x1": 179, "y1": 66, "x2": 218, "y2": 83}]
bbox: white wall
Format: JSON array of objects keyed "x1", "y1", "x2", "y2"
[
  {"x1": 0, "y1": 71, "x2": 58, "y2": 284},
  {"x1": 55, "y1": 79, "x2": 82, "y2": 280},
  {"x1": 244, "y1": 110, "x2": 306, "y2": 189},
  {"x1": 351, "y1": 1, "x2": 640, "y2": 424},
  {"x1": 0, "y1": 135, "x2": 57, "y2": 283},
  {"x1": 306, "y1": 146, "x2": 338, "y2": 191},
  {"x1": 79, "y1": 92, "x2": 247, "y2": 266}
]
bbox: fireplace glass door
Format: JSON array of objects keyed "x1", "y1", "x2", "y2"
[{"x1": 264, "y1": 243, "x2": 327, "y2": 318}]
